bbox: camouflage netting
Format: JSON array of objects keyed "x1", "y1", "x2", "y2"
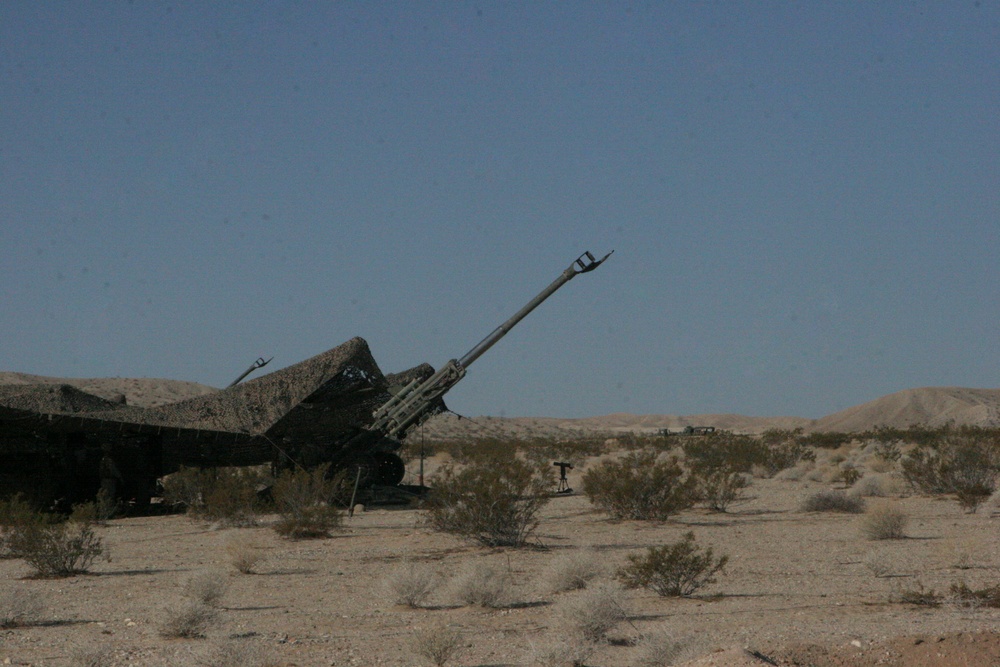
[
  {"x1": 0, "y1": 337, "x2": 391, "y2": 436},
  {"x1": 0, "y1": 383, "x2": 123, "y2": 414}
]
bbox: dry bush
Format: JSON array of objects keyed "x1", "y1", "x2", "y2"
[
  {"x1": 387, "y1": 561, "x2": 438, "y2": 608},
  {"x1": 226, "y1": 535, "x2": 264, "y2": 575},
  {"x1": 7, "y1": 513, "x2": 106, "y2": 578},
  {"x1": 801, "y1": 490, "x2": 865, "y2": 513},
  {"x1": 891, "y1": 580, "x2": 941, "y2": 607},
  {"x1": 414, "y1": 625, "x2": 463, "y2": 667},
  {"x1": 947, "y1": 581, "x2": 1000, "y2": 609},
  {"x1": 686, "y1": 430, "x2": 815, "y2": 478},
  {"x1": 0, "y1": 585, "x2": 44, "y2": 628},
  {"x1": 528, "y1": 634, "x2": 594, "y2": 667},
  {"x1": 695, "y1": 468, "x2": 751, "y2": 512},
  {"x1": 545, "y1": 549, "x2": 605, "y2": 593},
  {"x1": 937, "y1": 537, "x2": 977, "y2": 570},
  {"x1": 775, "y1": 461, "x2": 813, "y2": 482},
  {"x1": 617, "y1": 532, "x2": 728, "y2": 597},
  {"x1": 71, "y1": 645, "x2": 116, "y2": 667},
  {"x1": 162, "y1": 467, "x2": 267, "y2": 527},
  {"x1": 521, "y1": 436, "x2": 606, "y2": 471},
  {"x1": 854, "y1": 475, "x2": 886, "y2": 497},
  {"x1": 158, "y1": 601, "x2": 218, "y2": 639},
  {"x1": 633, "y1": 628, "x2": 685, "y2": 667},
  {"x1": 901, "y1": 434, "x2": 1000, "y2": 512},
  {"x1": 839, "y1": 465, "x2": 863, "y2": 488},
  {"x1": 451, "y1": 562, "x2": 512, "y2": 608},
  {"x1": 202, "y1": 640, "x2": 279, "y2": 667},
  {"x1": 582, "y1": 450, "x2": 697, "y2": 521},
  {"x1": 426, "y1": 455, "x2": 550, "y2": 547},
  {"x1": 806, "y1": 467, "x2": 832, "y2": 483},
  {"x1": 560, "y1": 582, "x2": 628, "y2": 643},
  {"x1": 184, "y1": 571, "x2": 228, "y2": 607},
  {"x1": 863, "y1": 549, "x2": 893, "y2": 578},
  {"x1": 861, "y1": 504, "x2": 908, "y2": 540},
  {"x1": 271, "y1": 464, "x2": 343, "y2": 539},
  {"x1": 0, "y1": 494, "x2": 51, "y2": 559}
]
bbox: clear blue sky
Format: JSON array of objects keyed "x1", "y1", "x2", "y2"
[{"x1": 2, "y1": 2, "x2": 997, "y2": 419}]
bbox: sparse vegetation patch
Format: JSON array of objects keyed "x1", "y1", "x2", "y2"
[
  {"x1": 860, "y1": 504, "x2": 908, "y2": 540},
  {"x1": 5, "y1": 509, "x2": 106, "y2": 578},
  {"x1": 801, "y1": 490, "x2": 866, "y2": 514},
  {"x1": 617, "y1": 532, "x2": 728, "y2": 597},
  {"x1": 582, "y1": 450, "x2": 697, "y2": 521},
  {"x1": 271, "y1": 464, "x2": 344, "y2": 539},
  {"x1": 426, "y1": 454, "x2": 550, "y2": 547}
]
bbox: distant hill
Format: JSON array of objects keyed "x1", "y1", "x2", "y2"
[{"x1": 810, "y1": 386, "x2": 1000, "y2": 433}]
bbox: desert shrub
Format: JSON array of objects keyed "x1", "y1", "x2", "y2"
[
  {"x1": 426, "y1": 454, "x2": 550, "y2": 547},
  {"x1": 441, "y1": 437, "x2": 518, "y2": 464},
  {"x1": 682, "y1": 433, "x2": 761, "y2": 473},
  {"x1": 617, "y1": 532, "x2": 728, "y2": 597},
  {"x1": 840, "y1": 466, "x2": 863, "y2": 487},
  {"x1": 387, "y1": 561, "x2": 438, "y2": 608},
  {"x1": 869, "y1": 439, "x2": 902, "y2": 464},
  {"x1": 582, "y1": 450, "x2": 697, "y2": 521},
  {"x1": 796, "y1": 431, "x2": 855, "y2": 449},
  {"x1": 947, "y1": 581, "x2": 1000, "y2": 609},
  {"x1": 158, "y1": 600, "x2": 218, "y2": 639},
  {"x1": 162, "y1": 466, "x2": 267, "y2": 527},
  {"x1": 854, "y1": 475, "x2": 886, "y2": 497},
  {"x1": 801, "y1": 490, "x2": 865, "y2": 513},
  {"x1": 560, "y1": 582, "x2": 628, "y2": 642},
  {"x1": 685, "y1": 431, "x2": 813, "y2": 480},
  {"x1": 451, "y1": 562, "x2": 512, "y2": 608},
  {"x1": 694, "y1": 468, "x2": 751, "y2": 512},
  {"x1": 414, "y1": 625, "x2": 463, "y2": 667},
  {"x1": 891, "y1": 580, "x2": 941, "y2": 606},
  {"x1": 528, "y1": 635, "x2": 594, "y2": 667},
  {"x1": 521, "y1": 436, "x2": 606, "y2": 470},
  {"x1": 633, "y1": 628, "x2": 685, "y2": 667},
  {"x1": 71, "y1": 645, "x2": 116, "y2": 667},
  {"x1": 271, "y1": 464, "x2": 343, "y2": 539},
  {"x1": 203, "y1": 641, "x2": 279, "y2": 667},
  {"x1": 161, "y1": 466, "x2": 212, "y2": 508},
  {"x1": 68, "y1": 488, "x2": 119, "y2": 525},
  {"x1": 226, "y1": 535, "x2": 264, "y2": 574},
  {"x1": 7, "y1": 512, "x2": 106, "y2": 578},
  {"x1": 183, "y1": 570, "x2": 228, "y2": 607},
  {"x1": 545, "y1": 549, "x2": 605, "y2": 593},
  {"x1": 0, "y1": 585, "x2": 44, "y2": 628},
  {"x1": 861, "y1": 504, "x2": 908, "y2": 540},
  {"x1": 863, "y1": 549, "x2": 893, "y2": 578},
  {"x1": 901, "y1": 433, "x2": 1000, "y2": 512}
]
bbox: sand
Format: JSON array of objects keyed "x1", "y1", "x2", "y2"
[{"x1": 3, "y1": 447, "x2": 1000, "y2": 666}]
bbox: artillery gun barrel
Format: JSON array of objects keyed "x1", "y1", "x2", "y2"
[
  {"x1": 226, "y1": 356, "x2": 273, "y2": 388},
  {"x1": 459, "y1": 250, "x2": 612, "y2": 369},
  {"x1": 371, "y1": 250, "x2": 612, "y2": 438}
]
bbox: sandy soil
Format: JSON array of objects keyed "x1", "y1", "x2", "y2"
[{"x1": 3, "y1": 447, "x2": 1000, "y2": 667}]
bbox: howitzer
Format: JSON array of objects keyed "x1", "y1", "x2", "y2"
[
  {"x1": 0, "y1": 250, "x2": 610, "y2": 507},
  {"x1": 328, "y1": 250, "x2": 612, "y2": 479}
]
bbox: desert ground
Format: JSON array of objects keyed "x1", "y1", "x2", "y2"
[
  {"x1": 3, "y1": 442, "x2": 1000, "y2": 667},
  {"x1": 3, "y1": 375, "x2": 1000, "y2": 666}
]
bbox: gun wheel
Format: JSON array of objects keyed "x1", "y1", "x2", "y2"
[
  {"x1": 373, "y1": 452, "x2": 405, "y2": 486},
  {"x1": 343, "y1": 455, "x2": 377, "y2": 488}
]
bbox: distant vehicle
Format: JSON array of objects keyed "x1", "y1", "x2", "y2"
[{"x1": 0, "y1": 251, "x2": 611, "y2": 509}]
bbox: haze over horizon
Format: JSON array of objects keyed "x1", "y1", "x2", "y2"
[{"x1": 2, "y1": 3, "x2": 998, "y2": 420}]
